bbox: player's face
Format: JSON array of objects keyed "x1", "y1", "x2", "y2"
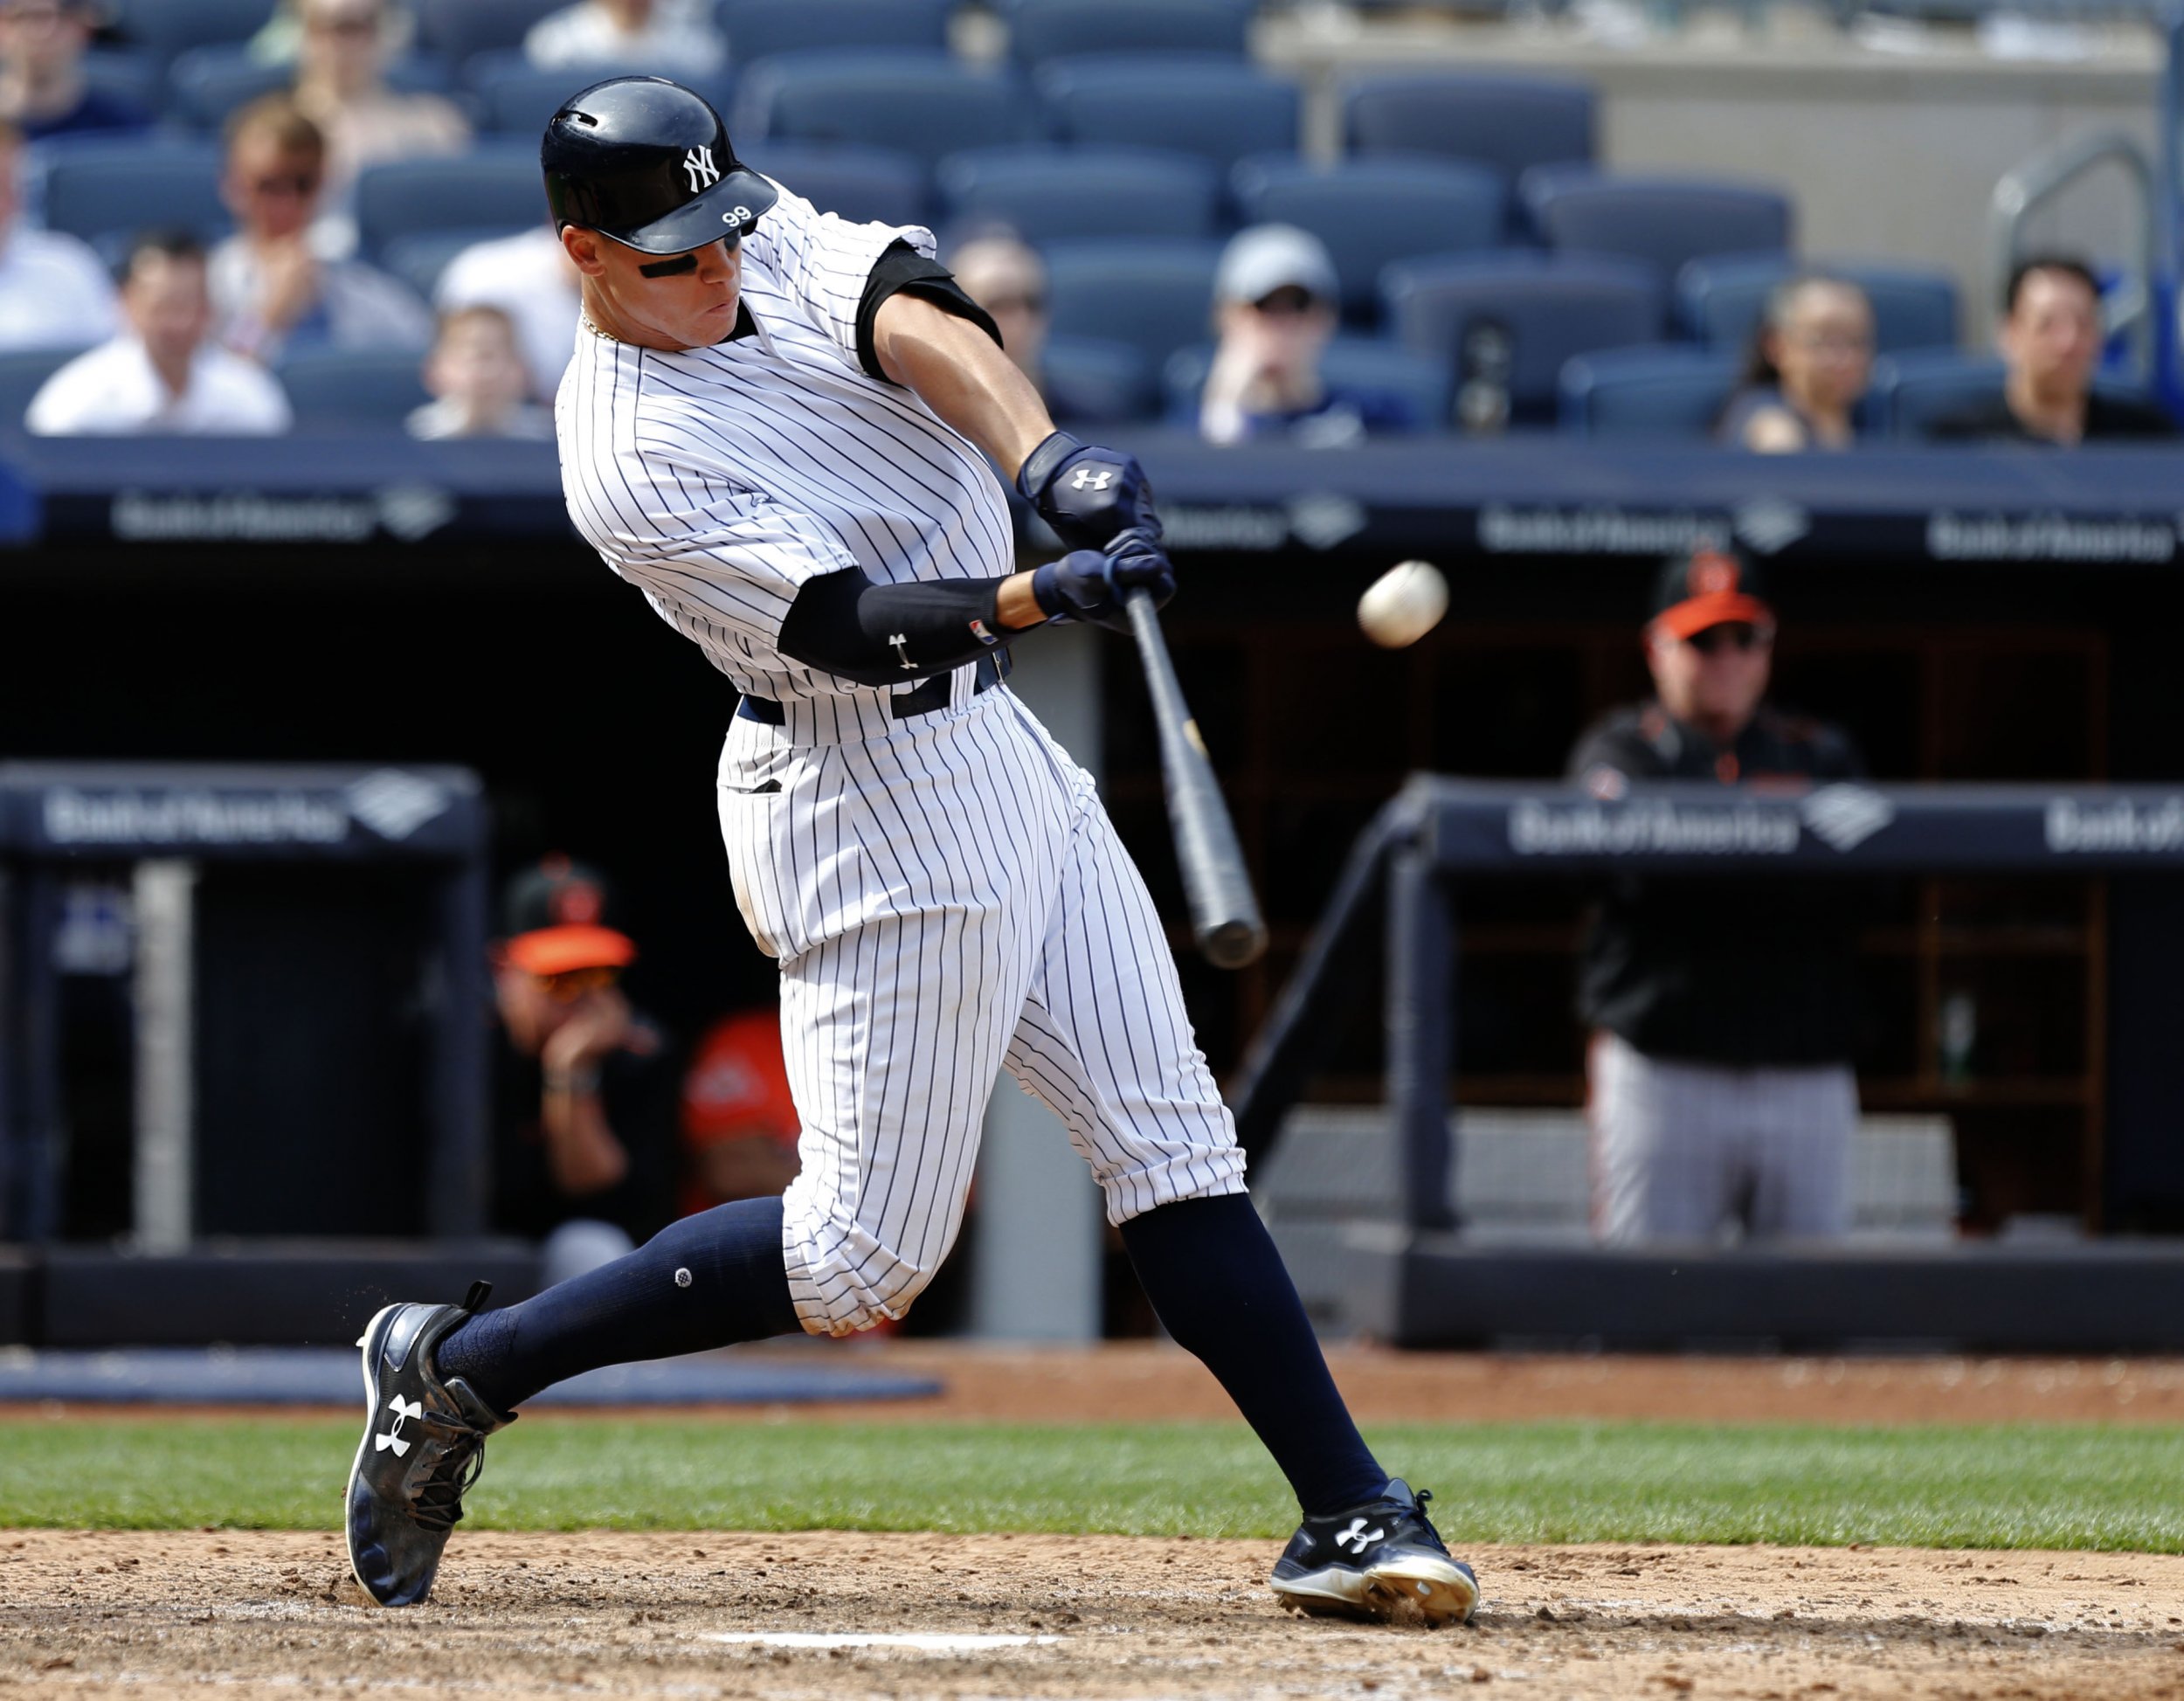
[{"x1": 567, "y1": 226, "x2": 743, "y2": 352}]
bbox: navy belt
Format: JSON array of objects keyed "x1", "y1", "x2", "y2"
[{"x1": 737, "y1": 650, "x2": 1010, "y2": 726}]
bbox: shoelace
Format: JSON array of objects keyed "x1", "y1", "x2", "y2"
[{"x1": 409, "y1": 1428, "x2": 487, "y2": 1534}]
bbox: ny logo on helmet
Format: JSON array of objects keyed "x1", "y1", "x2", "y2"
[{"x1": 683, "y1": 146, "x2": 721, "y2": 194}]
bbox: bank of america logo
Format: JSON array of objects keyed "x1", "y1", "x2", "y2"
[
  {"x1": 1732, "y1": 497, "x2": 1811, "y2": 557},
  {"x1": 346, "y1": 770, "x2": 452, "y2": 841},
  {"x1": 1800, "y1": 784, "x2": 1894, "y2": 853}
]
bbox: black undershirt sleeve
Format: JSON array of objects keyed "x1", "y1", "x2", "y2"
[
  {"x1": 854, "y1": 239, "x2": 1004, "y2": 384},
  {"x1": 776, "y1": 566, "x2": 1019, "y2": 687}
]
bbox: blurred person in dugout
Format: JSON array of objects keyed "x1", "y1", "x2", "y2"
[
  {"x1": 525, "y1": 0, "x2": 725, "y2": 74},
  {"x1": 678, "y1": 1010, "x2": 801, "y2": 1216},
  {"x1": 1567, "y1": 544, "x2": 1866, "y2": 1246},
  {"x1": 0, "y1": 116, "x2": 116, "y2": 349},
  {"x1": 1717, "y1": 274, "x2": 1875, "y2": 453},
  {"x1": 492, "y1": 856, "x2": 680, "y2": 1287},
  {"x1": 1926, "y1": 254, "x2": 2176, "y2": 445},
  {"x1": 26, "y1": 230, "x2": 291, "y2": 434},
  {"x1": 408, "y1": 304, "x2": 554, "y2": 440},
  {"x1": 211, "y1": 94, "x2": 432, "y2": 363},
  {"x1": 1192, "y1": 224, "x2": 1417, "y2": 446},
  {"x1": 0, "y1": 0, "x2": 149, "y2": 142}
]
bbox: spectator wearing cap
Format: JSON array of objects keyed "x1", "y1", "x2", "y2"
[
  {"x1": 1567, "y1": 545, "x2": 1865, "y2": 1247},
  {"x1": 1717, "y1": 274, "x2": 1875, "y2": 453},
  {"x1": 1927, "y1": 255, "x2": 2176, "y2": 446},
  {"x1": 0, "y1": 117, "x2": 115, "y2": 350},
  {"x1": 290, "y1": 0, "x2": 469, "y2": 214},
  {"x1": 1192, "y1": 224, "x2": 1418, "y2": 446},
  {"x1": 435, "y1": 225, "x2": 582, "y2": 403},
  {"x1": 27, "y1": 230, "x2": 291, "y2": 434},
  {"x1": 492, "y1": 856, "x2": 680, "y2": 1284},
  {"x1": 525, "y1": 0, "x2": 725, "y2": 75},
  {"x1": 678, "y1": 1009, "x2": 801, "y2": 1217},
  {"x1": 0, "y1": 0, "x2": 149, "y2": 142},
  {"x1": 210, "y1": 94, "x2": 432, "y2": 363},
  {"x1": 409, "y1": 304, "x2": 555, "y2": 439}
]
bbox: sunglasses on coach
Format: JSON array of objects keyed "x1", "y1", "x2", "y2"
[
  {"x1": 535, "y1": 965, "x2": 622, "y2": 1002},
  {"x1": 1684, "y1": 623, "x2": 1774, "y2": 656}
]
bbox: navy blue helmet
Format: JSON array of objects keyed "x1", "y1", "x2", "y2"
[{"x1": 542, "y1": 76, "x2": 778, "y2": 255}]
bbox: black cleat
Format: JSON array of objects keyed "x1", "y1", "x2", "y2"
[
  {"x1": 344, "y1": 1281, "x2": 511, "y2": 1608},
  {"x1": 1270, "y1": 1479, "x2": 1479, "y2": 1627}
]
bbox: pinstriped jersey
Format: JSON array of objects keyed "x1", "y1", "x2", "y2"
[{"x1": 554, "y1": 178, "x2": 1015, "y2": 729}]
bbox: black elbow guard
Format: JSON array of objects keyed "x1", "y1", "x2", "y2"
[{"x1": 777, "y1": 568, "x2": 1013, "y2": 688}]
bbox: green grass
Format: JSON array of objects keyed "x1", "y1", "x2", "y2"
[{"x1": 3, "y1": 1418, "x2": 2181, "y2": 1552}]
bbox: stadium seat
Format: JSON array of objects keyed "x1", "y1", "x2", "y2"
[
  {"x1": 469, "y1": 53, "x2": 735, "y2": 136},
  {"x1": 1230, "y1": 155, "x2": 1503, "y2": 322},
  {"x1": 416, "y1": 0, "x2": 563, "y2": 60},
  {"x1": 114, "y1": 0, "x2": 280, "y2": 62},
  {"x1": 1859, "y1": 352, "x2": 2160, "y2": 439},
  {"x1": 383, "y1": 229, "x2": 515, "y2": 302},
  {"x1": 1037, "y1": 56, "x2": 1299, "y2": 172},
  {"x1": 734, "y1": 52, "x2": 1030, "y2": 171},
  {"x1": 936, "y1": 146, "x2": 1222, "y2": 245},
  {"x1": 720, "y1": 0, "x2": 956, "y2": 66},
  {"x1": 1042, "y1": 334, "x2": 1157, "y2": 426},
  {"x1": 1521, "y1": 170, "x2": 1794, "y2": 287},
  {"x1": 79, "y1": 50, "x2": 162, "y2": 122},
  {"x1": 277, "y1": 348, "x2": 431, "y2": 432},
  {"x1": 1380, "y1": 251, "x2": 1665, "y2": 425},
  {"x1": 738, "y1": 142, "x2": 929, "y2": 227},
  {"x1": 0, "y1": 348, "x2": 90, "y2": 433},
  {"x1": 38, "y1": 138, "x2": 231, "y2": 250},
  {"x1": 1006, "y1": 0, "x2": 1253, "y2": 67},
  {"x1": 1676, "y1": 253, "x2": 1960, "y2": 356},
  {"x1": 1557, "y1": 344, "x2": 1741, "y2": 439},
  {"x1": 354, "y1": 149, "x2": 545, "y2": 265},
  {"x1": 1042, "y1": 238, "x2": 1223, "y2": 377},
  {"x1": 1164, "y1": 337, "x2": 1453, "y2": 432},
  {"x1": 1340, "y1": 72, "x2": 1594, "y2": 190},
  {"x1": 170, "y1": 46, "x2": 453, "y2": 131}
]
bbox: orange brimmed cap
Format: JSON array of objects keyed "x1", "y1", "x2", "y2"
[
  {"x1": 501, "y1": 854, "x2": 637, "y2": 976},
  {"x1": 1649, "y1": 544, "x2": 1774, "y2": 640}
]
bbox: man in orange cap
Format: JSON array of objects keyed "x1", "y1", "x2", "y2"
[
  {"x1": 491, "y1": 855, "x2": 677, "y2": 1283},
  {"x1": 1568, "y1": 544, "x2": 1867, "y2": 1247}
]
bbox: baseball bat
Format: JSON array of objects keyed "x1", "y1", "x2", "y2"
[{"x1": 1123, "y1": 589, "x2": 1268, "y2": 970}]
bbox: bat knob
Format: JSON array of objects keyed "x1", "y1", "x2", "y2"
[{"x1": 1199, "y1": 917, "x2": 1269, "y2": 970}]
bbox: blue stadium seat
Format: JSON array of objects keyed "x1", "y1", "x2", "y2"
[
  {"x1": 1341, "y1": 73, "x2": 1593, "y2": 190},
  {"x1": 1042, "y1": 238, "x2": 1223, "y2": 376},
  {"x1": 417, "y1": 0, "x2": 564, "y2": 60},
  {"x1": 277, "y1": 348, "x2": 431, "y2": 432},
  {"x1": 354, "y1": 149, "x2": 544, "y2": 264},
  {"x1": 739, "y1": 142, "x2": 929, "y2": 227},
  {"x1": 936, "y1": 146, "x2": 1221, "y2": 245},
  {"x1": 1230, "y1": 155, "x2": 1503, "y2": 322},
  {"x1": 1037, "y1": 56, "x2": 1298, "y2": 172},
  {"x1": 1867, "y1": 351, "x2": 2004, "y2": 439},
  {"x1": 0, "y1": 348, "x2": 91, "y2": 433},
  {"x1": 1380, "y1": 251, "x2": 1664, "y2": 425},
  {"x1": 170, "y1": 46, "x2": 453, "y2": 130},
  {"x1": 720, "y1": 0, "x2": 956, "y2": 66},
  {"x1": 1522, "y1": 170, "x2": 1793, "y2": 287},
  {"x1": 79, "y1": 50, "x2": 162, "y2": 123},
  {"x1": 1558, "y1": 345, "x2": 1741, "y2": 439},
  {"x1": 114, "y1": 0, "x2": 280, "y2": 61},
  {"x1": 1042, "y1": 334, "x2": 1157, "y2": 426},
  {"x1": 1676, "y1": 253, "x2": 1959, "y2": 356},
  {"x1": 469, "y1": 53, "x2": 734, "y2": 136},
  {"x1": 1006, "y1": 0, "x2": 1252, "y2": 66},
  {"x1": 383, "y1": 229, "x2": 517, "y2": 302},
  {"x1": 1165, "y1": 336, "x2": 1452, "y2": 433},
  {"x1": 38, "y1": 137, "x2": 231, "y2": 249},
  {"x1": 734, "y1": 52, "x2": 1030, "y2": 171}
]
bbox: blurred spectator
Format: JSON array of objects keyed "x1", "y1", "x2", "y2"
[
  {"x1": 409, "y1": 304, "x2": 555, "y2": 439},
  {"x1": 950, "y1": 230, "x2": 1049, "y2": 392},
  {"x1": 211, "y1": 95, "x2": 432, "y2": 363},
  {"x1": 678, "y1": 1008, "x2": 801, "y2": 1216},
  {"x1": 492, "y1": 855, "x2": 680, "y2": 1284},
  {"x1": 27, "y1": 231, "x2": 292, "y2": 434},
  {"x1": 0, "y1": 0, "x2": 149, "y2": 142},
  {"x1": 1927, "y1": 255, "x2": 2176, "y2": 445},
  {"x1": 1193, "y1": 224, "x2": 1416, "y2": 446},
  {"x1": 0, "y1": 117, "x2": 116, "y2": 349},
  {"x1": 1717, "y1": 274, "x2": 1874, "y2": 453},
  {"x1": 436, "y1": 225, "x2": 582, "y2": 402},
  {"x1": 1568, "y1": 544, "x2": 1863, "y2": 1247},
  {"x1": 290, "y1": 0, "x2": 468, "y2": 210},
  {"x1": 525, "y1": 0, "x2": 725, "y2": 74}
]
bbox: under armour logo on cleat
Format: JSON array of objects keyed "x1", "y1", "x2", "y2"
[
  {"x1": 375, "y1": 1395, "x2": 423, "y2": 1457},
  {"x1": 1070, "y1": 467, "x2": 1115, "y2": 492},
  {"x1": 1334, "y1": 1518, "x2": 1385, "y2": 1553}
]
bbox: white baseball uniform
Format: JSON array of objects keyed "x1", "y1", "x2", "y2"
[{"x1": 556, "y1": 182, "x2": 1247, "y2": 1336}]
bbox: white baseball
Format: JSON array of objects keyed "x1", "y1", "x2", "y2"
[{"x1": 1357, "y1": 560, "x2": 1448, "y2": 648}]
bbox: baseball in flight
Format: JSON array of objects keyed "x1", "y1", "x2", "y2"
[{"x1": 1358, "y1": 559, "x2": 1448, "y2": 648}]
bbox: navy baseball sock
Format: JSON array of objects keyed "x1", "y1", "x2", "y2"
[
  {"x1": 434, "y1": 1197, "x2": 799, "y2": 1414},
  {"x1": 1118, "y1": 1193, "x2": 1386, "y2": 1518}
]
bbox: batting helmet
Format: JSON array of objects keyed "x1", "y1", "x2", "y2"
[{"x1": 542, "y1": 76, "x2": 778, "y2": 256}]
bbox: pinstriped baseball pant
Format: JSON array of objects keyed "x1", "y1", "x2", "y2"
[
  {"x1": 717, "y1": 681, "x2": 1248, "y2": 1337},
  {"x1": 1587, "y1": 1029, "x2": 1855, "y2": 1245}
]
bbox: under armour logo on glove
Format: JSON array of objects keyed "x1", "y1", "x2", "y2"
[
  {"x1": 376, "y1": 1395, "x2": 424, "y2": 1457},
  {"x1": 1334, "y1": 1518, "x2": 1386, "y2": 1552},
  {"x1": 1071, "y1": 467, "x2": 1115, "y2": 492},
  {"x1": 1016, "y1": 432, "x2": 1160, "y2": 551}
]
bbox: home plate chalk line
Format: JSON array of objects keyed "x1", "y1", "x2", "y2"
[{"x1": 701, "y1": 1632, "x2": 1068, "y2": 1652}]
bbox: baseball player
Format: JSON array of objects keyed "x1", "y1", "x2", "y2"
[{"x1": 343, "y1": 77, "x2": 1476, "y2": 1629}]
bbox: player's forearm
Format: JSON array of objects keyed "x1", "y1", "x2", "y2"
[
  {"x1": 872, "y1": 293, "x2": 1054, "y2": 480},
  {"x1": 777, "y1": 565, "x2": 1049, "y2": 686}
]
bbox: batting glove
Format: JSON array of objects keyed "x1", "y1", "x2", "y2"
[
  {"x1": 1014, "y1": 432, "x2": 1162, "y2": 551},
  {"x1": 1030, "y1": 529, "x2": 1176, "y2": 633}
]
